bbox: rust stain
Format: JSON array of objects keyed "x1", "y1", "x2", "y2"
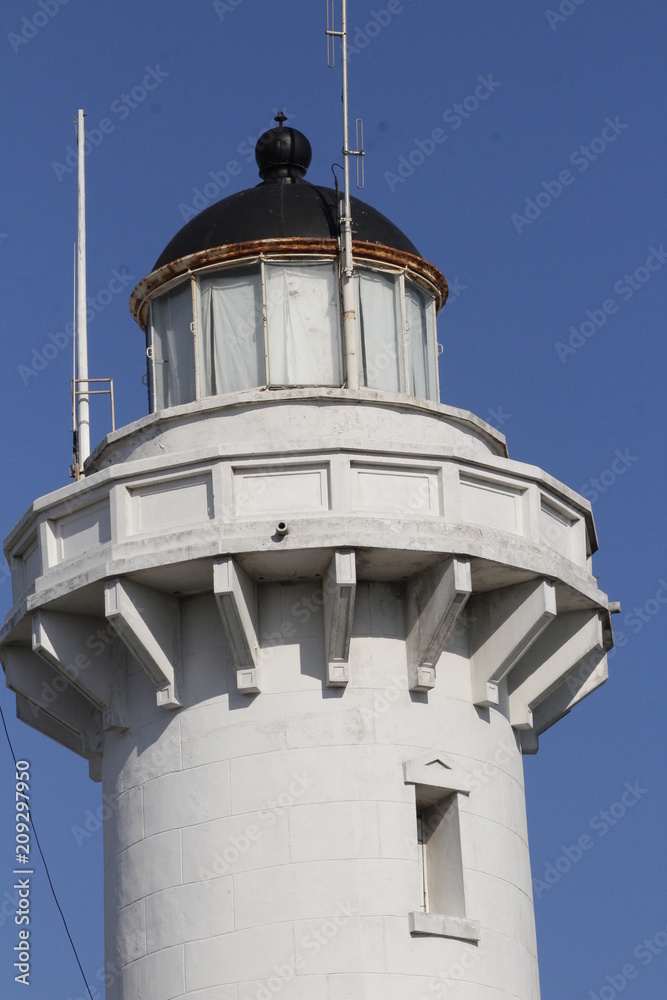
[{"x1": 129, "y1": 238, "x2": 448, "y2": 329}]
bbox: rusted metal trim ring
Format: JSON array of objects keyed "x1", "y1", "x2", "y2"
[{"x1": 130, "y1": 237, "x2": 448, "y2": 329}]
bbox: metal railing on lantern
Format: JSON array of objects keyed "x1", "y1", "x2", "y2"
[{"x1": 71, "y1": 377, "x2": 115, "y2": 481}]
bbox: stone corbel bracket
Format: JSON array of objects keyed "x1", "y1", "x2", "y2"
[
  {"x1": 213, "y1": 556, "x2": 260, "y2": 694},
  {"x1": 2, "y1": 644, "x2": 103, "y2": 779},
  {"x1": 508, "y1": 609, "x2": 607, "y2": 734},
  {"x1": 469, "y1": 580, "x2": 558, "y2": 709},
  {"x1": 519, "y1": 648, "x2": 608, "y2": 754},
  {"x1": 405, "y1": 557, "x2": 472, "y2": 692},
  {"x1": 32, "y1": 610, "x2": 128, "y2": 731},
  {"x1": 105, "y1": 578, "x2": 181, "y2": 709},
  {"x1": 323, "y1": 548, "x2": 357, "y2": 687}
]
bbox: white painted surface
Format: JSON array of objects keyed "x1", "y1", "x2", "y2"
[
  {"x1": 96, "y1": 581, "x2": 542, "y2": 998},
  {"x1": 0, "y1": 388, "x2": 615, "y2": 999},
  {"x1": 233, "y1": 464, "x2": 330, "y2": 515},
  {"x1": 129, "y1": 474, "x2": 213, "y2": 535},
  {"x1": 56, "y1": 499, "x2": 112, "y2": 561}
]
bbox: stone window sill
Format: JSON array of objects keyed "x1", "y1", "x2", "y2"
[{"x1": 409, "y1": 910, "x2": 481, "y2": 942}]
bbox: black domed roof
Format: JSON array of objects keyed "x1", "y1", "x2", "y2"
[{"x1": 153, "y1": 120, "x2": 421, "y2": 271}]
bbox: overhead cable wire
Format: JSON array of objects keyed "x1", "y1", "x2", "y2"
[{"x1": 0, "y1": 698, "x2": 95, "y2": 1000}]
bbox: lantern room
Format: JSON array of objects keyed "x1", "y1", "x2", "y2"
[{"x1": 129, "y1": 120, "x2": 449, "y2": 411}]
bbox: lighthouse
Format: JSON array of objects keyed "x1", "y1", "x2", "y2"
[{"x1": 0, "y1": 113, "x2": 613, "y2": 998}]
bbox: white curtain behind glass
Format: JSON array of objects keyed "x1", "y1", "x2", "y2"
[
  {"x1": 199, "y1": 271, "x2": 264, "y2": 395},
  {"x1": 265, "y1": 263, "x2": 342, "y2": 386},
  {"x1": 151, "y1": 281, "x2": 196, "y2": 409},
  {"x1": 356, "y1": 269, "x2": 402, "y2": 393},
  {"x1": 405, "y1": 283, "x2": 436, "y2": 401}
]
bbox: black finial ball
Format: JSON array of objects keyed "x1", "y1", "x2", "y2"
[{"x1": 256, "y1": 117, "x2": 312, "y2": 183}]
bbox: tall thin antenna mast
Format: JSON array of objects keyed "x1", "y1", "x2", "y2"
[
  {"x1": 327, "y1": 0, "x2": 365, "y2": 390},
  {"x1": 75, "y1": 109, "x2": 91, "y2": 472},
  {"x1": 71, "y1": 243, "x2": 79, "y2": 478}
]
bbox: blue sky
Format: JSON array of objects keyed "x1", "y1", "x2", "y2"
[{"x1": 0, "y1": 1, "x2": 665, "y2": 997}]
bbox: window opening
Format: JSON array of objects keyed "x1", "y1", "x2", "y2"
[
  {"x1": 198, "y1": 268, "x2": 265, "y2": 396},
  {"x1": 146, "y1": 258, "x2": 438, "y2": 408},
  {"x1": 404, "y1": 754, "x2": 480, "y2": 942},
  {"x1": 405, "y1": 280, "x2": 436, "y2": 401},
  {"x1": 417, "y1": 811, "x2": 428, "y2": 912},
  {"x1": 150, "y1": 280, "x2": 196, "y2": 409},
  {"x1": 356, "y1": 267, "x2": 403, "y2": 392},
  {"x1": 265, "y1": 262, "x2": 342, "y2": 387}
]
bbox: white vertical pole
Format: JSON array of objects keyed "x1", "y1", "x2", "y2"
[
  {"x1": 76, "y1": 109, "x2": 91, "y2": 470},
  {"x1": 339, "y1": 0, "x2": 359, "y2": 390},
  {"x1": 72, "y1": 243, "x2": 78, "y2": 475}
]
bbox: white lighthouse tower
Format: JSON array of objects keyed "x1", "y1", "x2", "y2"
[{"x1": 0, "y1": 114, "x2": 613, "y2": 999}]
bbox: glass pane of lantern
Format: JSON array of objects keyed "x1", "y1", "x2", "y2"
[
  {"x1": 405, "y1": 281, "x2": 437, "y2": 401},
  {"x1": 198, "y1": 269, "x2": 265, "y2": 396},
  {"x1": 151, "y1": 281, "x2": 196, "y2": 409},
  {"x1": 265, "y1": 263, "x2": 342, "y2": 386},
  {"x1": 356, "y1": 269, "x2": 403, "y2": 393}
]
